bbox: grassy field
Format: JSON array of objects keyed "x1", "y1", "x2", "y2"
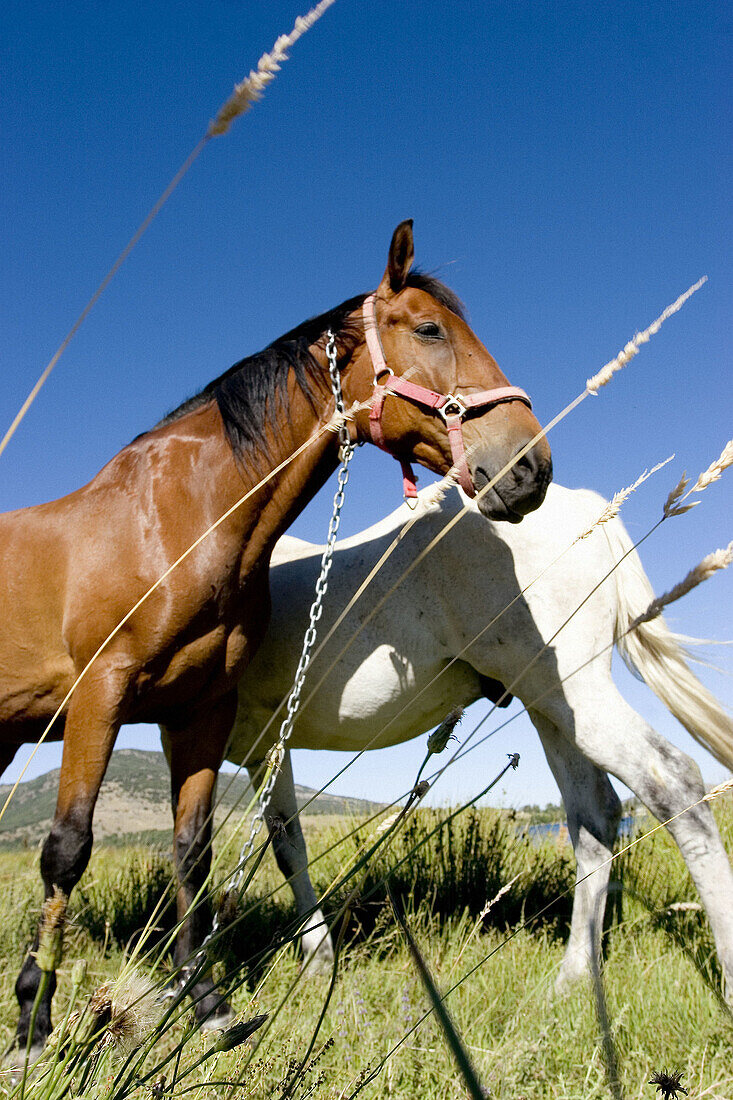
[{"x1": 0, "y1": 800, "x2": 731, "y2": 1099}]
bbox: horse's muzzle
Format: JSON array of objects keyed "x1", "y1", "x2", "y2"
[{"x1": 473, "y1": 444, "x2": 553, "y2": 522}]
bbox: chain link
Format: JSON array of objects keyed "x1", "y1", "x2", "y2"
[{"x1": 202, "y1": 331, "x2": 354, "y2": 952}]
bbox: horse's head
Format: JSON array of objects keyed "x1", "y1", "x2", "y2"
[{"x1": 348, "y1": 221, "x2": 552, "y2": 521}]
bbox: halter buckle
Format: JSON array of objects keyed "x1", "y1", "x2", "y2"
[{"x1": 437, "y1": 394, "x2": 468, "y2": 422}]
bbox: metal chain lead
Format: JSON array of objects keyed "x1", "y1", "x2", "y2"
[{"x1": 205, "y1": 331, "x2": 354, "y2": 947}]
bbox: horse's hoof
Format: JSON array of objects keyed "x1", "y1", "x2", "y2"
[
  {"x1": 199, "y1": 1007, "x2": 235, "y2": 1032},
  {"x1": 302, "y1": 951, "x2": 334, "y2": 978},
  {"x1": 5, "y1": 1042, "x2": 46, "y2": 1083},
  {"x1": 553, "y1": 966, "x2": 591, "y2": 998}
]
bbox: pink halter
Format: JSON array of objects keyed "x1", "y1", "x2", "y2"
[{"x1": 362, "y1": 293, "x2": 532, "y2": 501}]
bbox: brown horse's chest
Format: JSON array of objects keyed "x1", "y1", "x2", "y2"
[{"x1": 132, "y1": 574, "x2": 269, "y2": 719}]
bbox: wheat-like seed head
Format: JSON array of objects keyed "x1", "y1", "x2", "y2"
[
  {"x1": 664, "y1": 440, "x2": 733, "y2": 519},
  {"x1": 40, "y1": 886, "x2": 67, "y2": 931},
  {"x1": 585, "y1": 277, "x2": 706, "y2": 394},
  {"x1": 421, "y1": 469, "x2": 462, "y2": 507},
  {"x1": 324, "y1": 400, "x2": 370, "y2": 436},
  {"x1": 663, "y1": 472, "x2": 694, "y2": 518},
  {"x1": 374, "y1": 811, "x2": 402, "y2": 837},
  {"x1": 630, "y1": 540, "x2": 733, "y2": 630},
  {"x1": 265, "y1": 742, "x2": 286, "y2": 774},
  {"x1": 703, "y1": 776, "x2": 733, "y2": 802},
  {"x1": 35, "y1": 886, "x2": 68, "y2": 972},
  {"x1": 575, "y1": 456, "x2": 673, "y2": 540},
  {"x1": 687, "y1": 439, "x2": 733, "y2": 495},
  {"x1": 479, "y1": 873, "x2": 522, "y2": 919},
  {"x1": 209, "y1": 0, "x2": 338, "y2": 136}
]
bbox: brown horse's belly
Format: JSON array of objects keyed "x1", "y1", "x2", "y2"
[{"x1": 0, "y1": 660, "x2": 74, "y2": 733}]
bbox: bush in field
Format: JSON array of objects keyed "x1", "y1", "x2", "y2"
[
  {"x1": 340, "y1": 807, "x2": 575, "y2": 940},
  {"x1": 218, "y1": 807, "x2": 576, "y2": 975}
]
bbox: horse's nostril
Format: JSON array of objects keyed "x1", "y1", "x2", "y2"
[
  {"x1": 515, "y1": 448, "x2": 540, "y2": 482},
  {"x1": 514, "y1": 447, "x2": 552, "y2": 489}
]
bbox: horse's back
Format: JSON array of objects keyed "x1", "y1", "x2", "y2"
[{"x1": 271, "y1": 535, "x2": 321, "y2": 566}]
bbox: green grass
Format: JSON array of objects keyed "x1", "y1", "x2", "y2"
[{"x1": 0, "y1": 800, "x2": 730, "y2": 1098}]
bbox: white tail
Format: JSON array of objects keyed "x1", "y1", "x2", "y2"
[{"x1": 601, "y1": 518, "x2": 733, "y2": 771}]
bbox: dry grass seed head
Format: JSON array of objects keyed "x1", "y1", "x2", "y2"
[
  {"x1": 576, "y1": 456, "x2": 673, "y2": 539},
  {"x1": 631, "y1": 541, "x2": 733, "y2": 629},
  {"x1": 585, "y1": 277, "x2": 706, "y2": 394},
  {"x1": 665, "y1": 439, "x2": 733, "y2": 518},
  {"x1": 663, "y1": 473, "x2": 695, "y2": 518},
  {"x1": 704, "y1": 776, "x2": 733, "y2": 803},
  {"x1": 209, "y1": 0, "x2": 338, "y2": 135},
  {"x1": 688, "y1": 438, "x2": 733, "y2": 494},
  {"x1": 36, "y1": 886, "x2": 68, "y2": 972},
  {"x1": 420, "y1": 469, "x2": 462, "y2": 507}
]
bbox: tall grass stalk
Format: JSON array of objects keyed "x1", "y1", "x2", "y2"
[{"x1": 388, "y1": 882, "x2": 487, "y2": 1100}]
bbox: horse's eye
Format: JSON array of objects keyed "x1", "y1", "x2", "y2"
[{"x1": 414, "y1": 322, "x2": 443, "y2": 340}]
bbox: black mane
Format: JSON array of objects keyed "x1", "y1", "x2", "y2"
[{"x1": 153, "y1": 272, "x2": 466, "y2": 461}]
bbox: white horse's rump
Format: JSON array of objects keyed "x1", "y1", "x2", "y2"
[{"x1": 166, "y1": 483, "x2": 733, "y2": 991}]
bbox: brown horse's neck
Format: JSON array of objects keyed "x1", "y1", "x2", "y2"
[
  {"x1": 234, "y1": 377, "x2": 344, "y2": 564},
  {"x1": 148, "y1": 350, "x2": 351, "y2": 571}
]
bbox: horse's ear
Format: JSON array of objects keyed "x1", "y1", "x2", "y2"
[{"x1": 378, "y1": 219, "x2": 415, "y2": 295}]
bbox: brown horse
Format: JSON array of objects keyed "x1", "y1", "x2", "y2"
[{"x1": 0, "y1": 221, "x2": 551, "y2": 1049}]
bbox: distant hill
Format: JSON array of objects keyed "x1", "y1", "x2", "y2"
[{"x1": 0, "y1": 749, "x2": 384, "y2": 849}]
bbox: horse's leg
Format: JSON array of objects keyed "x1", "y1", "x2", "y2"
[
  {"x1": 15, "y1": 677, "x2": 126, "y2": 1052},
  {"x1": 544, "y1": 683, "x2": 733, "y2": 1000},
  {"x1": 247, "y1": 749, "x2": 334, "y2": 975},
  {"x1": 529, "y1": 711, "x2": 621, "y2": 991},
  {"x1": 168, "y1": 692, "x2": 236, "y2": 1029}
]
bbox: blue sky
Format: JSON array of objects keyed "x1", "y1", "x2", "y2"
[{"x1": 2, "y1": 0, "x2": 731, "y2": 809}]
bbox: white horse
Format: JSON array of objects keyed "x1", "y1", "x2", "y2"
[{"x1": 165, "y1": 483, "x2": 733, "y2": 993}]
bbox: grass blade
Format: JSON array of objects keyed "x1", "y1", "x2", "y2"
[{"x1": 387, "y1": 881, "x2": 487, "y2": 1100}]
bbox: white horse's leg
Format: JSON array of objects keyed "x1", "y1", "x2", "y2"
[
  {"x1": 543, "y1": 683, "x2": 733, "y2": 999},
  {"x1": 247, "y1": 751, "x2": 334, "y2": 974},
  {"x1": 530, "y1": 711, "x2": 621, "y2": 991}
]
